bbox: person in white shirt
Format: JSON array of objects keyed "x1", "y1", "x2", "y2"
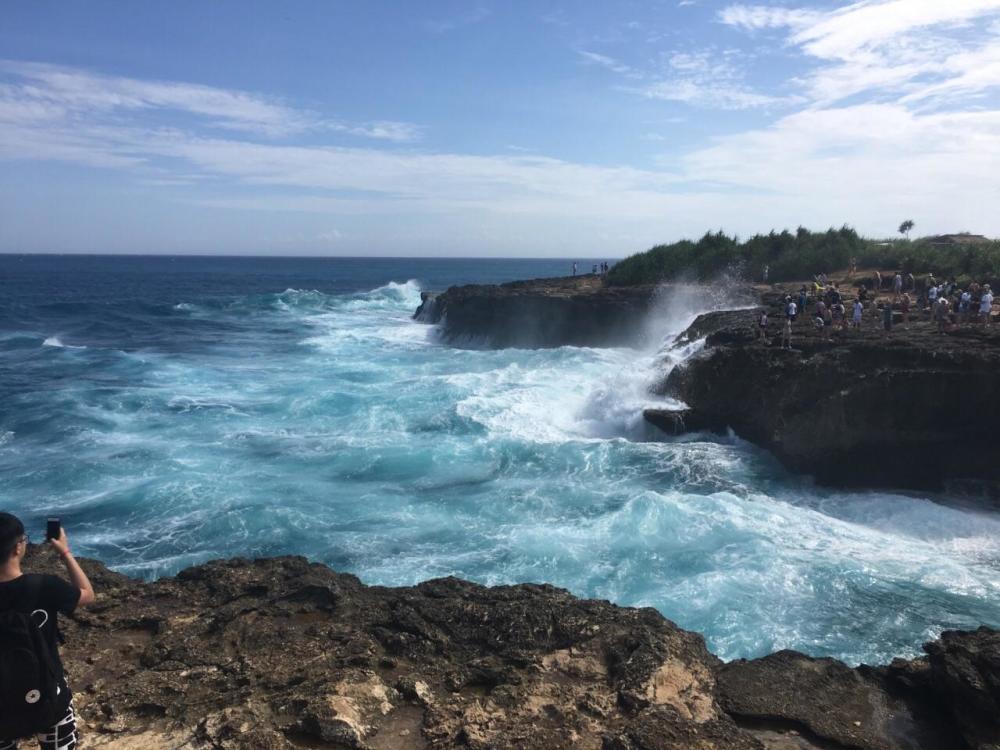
[{"x1": 981, "y1": 285, "x2": 994, "y2": 326}]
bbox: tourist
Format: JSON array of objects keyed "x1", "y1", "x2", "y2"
[
  {"x1": 934, "y1": 296, "x2": 950, "y2": 332},
  {"x1": 781, "y1": 317, "x2": 792, "y2": 349},
  {"x1": 981, "y1": 284, "x2": 994, "y2": 326},
  {"x1": 852, "y1": 299, "x2": 863, "y2": 329},
  {"x1": 857, "y1": 284, "x2": 868, "y2": 303},
  {"x1": 900, "y1": 293, "x2": 911, "y2": 325},
  {"x1": 874, "y1": 270, "x2": 882, "y2": 291},
  {"x1": 592, "y1": 264, "x2": 598, "y2": 275},
  {"x1": 833, "y1": 302, "x2": 847, "y2": 331},
  {"x1": 893, "y1": 272, "x2": 903, "y2": 298},
  {"x1": 572, "y1": 262, "x2": 577, "y2": 276},
  {"x1": 927, "y1": 283, "x2": 938, "y2": 309},
  {"x1": 797, "y1": 287, "x2": 808, "y2": 312},
  {"x1": 0, "y1": 514, "x2": 96, "y2": 750},
  {"x1": 813, "y1": 313, "x2": 826, "y2": 339},
  {"x1": 763, "y1": 264, "x2": 769, "y2": 282},
  {"x1": 849, "y1": 256, "x2": 857, "y2": 277},
  {"x1": 785, "y1": 297, "x2": 799, "y2": 321},
  {"x1": 815, "y1": 299, "x2": 827, "y2": 323},
  {"x1": 959, "y1": 289, "x2": 972, "y2": 323},
  {"x1": 757, "y1": 310, "x2": 768, "y2": 341}
]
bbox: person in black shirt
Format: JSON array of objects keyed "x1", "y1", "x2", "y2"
[{"x1": 0, "y1": 513, "x2": 96, "y2": 750}]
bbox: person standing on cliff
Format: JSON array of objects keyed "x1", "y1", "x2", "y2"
[
  {"x1": 981, "y1": 285, "x2": 994, "y2": 326},
  {"x1": 0, "y1": 514, "x2": 96, "y2": 750},
  {"x1": 572, "y1": 262, "x2": 577, "y2": 277}
]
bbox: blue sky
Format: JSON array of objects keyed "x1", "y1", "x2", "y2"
[{"x1": 2, "y1": 0, "x2": 1000, "y2": 257}]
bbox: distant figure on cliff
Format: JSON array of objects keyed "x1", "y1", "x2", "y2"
[
  {"x1": 785, "y1": 297, "x2": 798, "y2": 322},
  {"x1": 572, "y1": 262, "x2": 578, "y2": 276},
  {"x1": 762, "y1": 264, "x2": 769, "y2": 282},
  {"x1": 934, "y1": 297, "x2": 950, "y2": 332},
  {"x1": 874, "y1": 270, "x2": 882, "y2": 291},
  {"x1": 906, "y1": 272, "x2": 915, "y2": 291},
  {"x1": 893, "y1": 273, "x2": 903, "y2": 298},
  {"x1": 852, "y1": 299, "x2": 863, "y2": 329},
  {"x1": 757, "y1": 310, "x2": 768, "y2": 341},
  {"x1": 981, "y1": 285, "x2": 994, "y2": 325},
  {"x1": 0, "y1": 514, "x2": 96, "y2": 750},
  {"x1": 781, "y1": 318, "x2": 792, "y2": 349}
]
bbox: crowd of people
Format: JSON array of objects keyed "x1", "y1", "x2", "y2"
[
  {"x1": 571, "y1": 261, "x2": 610, "y2": 276},
  {"x1": 762, "y1": 270, "x2": 995, "y2": 348}
]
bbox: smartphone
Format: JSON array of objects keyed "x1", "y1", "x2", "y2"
[{"x1": 46, "y1": 517, "x2": 61, "y2": 541}]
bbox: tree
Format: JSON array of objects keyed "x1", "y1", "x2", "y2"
[{"x1": 898, "y1": 219, "x2": 915, "y2": 239}]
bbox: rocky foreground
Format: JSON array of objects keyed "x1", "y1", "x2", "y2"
[
  {"x1": 650, "y1": 289, "x2": 1000, "y2": 490},
  {"x1": 30, "y1": 549, "x2": 999, "y2": 750}
]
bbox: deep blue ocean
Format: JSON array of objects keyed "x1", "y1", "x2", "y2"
[{"x1": 1, "y1": 254, "x2": 998, "y2": 665}]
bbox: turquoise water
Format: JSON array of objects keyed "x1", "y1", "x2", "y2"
[{"x1": 1, "y1": 255, "x2": 998, "y2": 665}]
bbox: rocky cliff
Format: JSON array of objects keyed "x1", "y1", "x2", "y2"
[
  {"x1": 28, "y1": 548, "x2": 999, "y2": 749},
  {"x1": 652, "y1": 296, "x2": 1000, "y2": 490},
  {"x1": 413, "y1": 276, "x2": 662, "y2": 348}
]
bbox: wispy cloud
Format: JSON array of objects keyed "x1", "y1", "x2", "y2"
[
  {"x1": 0, "y1": 61, "x2": 422, "y2": 141},
  {"x1": 424, "y1": 6, "x2": 491, "y2": 34},
  {"x1": 578, "y1": 50, "x2": 639, "y2": 77},
  {"x1": 636, "y1": 50, "x2": 800, "y2": 110},
  {"x1": 718, "y1": 1, "x2": 1000, "y2": 106}
]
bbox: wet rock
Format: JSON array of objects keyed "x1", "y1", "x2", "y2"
[
  {"x1": 660, "y1": 303, "x2": 1000, "y2": 490},
  {"x1": 414, "y1": 276, "x2": 660, "y2": 348},
  {"x1": 922, "y1": 627, "x2": 1000, "y2": 750}
]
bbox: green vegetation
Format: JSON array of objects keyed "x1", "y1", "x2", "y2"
[{"x1": 606, "y1": 227, "x2": 1000, "y2": 285}]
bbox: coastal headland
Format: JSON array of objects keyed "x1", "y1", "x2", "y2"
[
  {"x1": 415, "y1": 274, "x2": 1000, "y2": 491},
  {"x1": 31, "y1": 548, "x2": 1000, "y2": 749},
  {"x1": 414, "y1": 275, "x2": 666, "y2": 348}
]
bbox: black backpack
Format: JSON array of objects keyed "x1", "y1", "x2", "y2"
[{"x1": 0, "y1": 578, "x2": 62, "y2": 740}]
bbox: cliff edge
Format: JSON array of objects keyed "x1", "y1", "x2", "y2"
[
  {"x1": 652, "y1": 291, "x2": 1000, "y2": 490},
  {"x1": 414, "y1": 276, "x2": 662, "y2": 348},
  {"x1": 28, "y1": 549, "x2": 999, "y2": 749}
]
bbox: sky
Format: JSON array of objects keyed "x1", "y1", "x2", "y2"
[{"x1": 2, "y1": 0, "x2": 1000, "y2": 257}]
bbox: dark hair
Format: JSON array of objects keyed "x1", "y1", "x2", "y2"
[{"x1": 0, "y1": 513, "x2": 25, "y2": 562}]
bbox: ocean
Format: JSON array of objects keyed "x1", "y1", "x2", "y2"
[{"x1": 1, "y1": 254, "x2": 998, "y2": 665}]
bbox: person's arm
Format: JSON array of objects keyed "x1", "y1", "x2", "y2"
[{"x1": 49, "y1": 528, "x2": 96, "y2": 607}]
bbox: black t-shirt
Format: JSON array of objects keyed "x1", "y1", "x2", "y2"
[{"x1": 0, "y1": 574, "x2": 80, "y2": 696}]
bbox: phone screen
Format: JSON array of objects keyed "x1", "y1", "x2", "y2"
[{"x1": 46, "y1": 518, "x2": 61, "y2": 541}]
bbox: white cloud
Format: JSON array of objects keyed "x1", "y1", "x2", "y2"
[
  {"x1": 578, "y1": 51, "x2": 638, "y2": 76},
  {"x1": 719, "y1": 1, "x2": 1000, "y2": 106},
  {"x1": 717, "y1": 5, "x2": 819, "y2": 31},
  {"x1": 636, "y1": 50, "x2": 800, "y2": 109},
  {"x1": 0, "y1": 61, "x2": 422, "y2": 141},
  {"x1": 2, "y1": 53, "x2": 1000, "y2": 254}
]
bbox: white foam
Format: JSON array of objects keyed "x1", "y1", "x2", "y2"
[{"x1": 42, "y1": 336, "x2": 85, "y2": 349}]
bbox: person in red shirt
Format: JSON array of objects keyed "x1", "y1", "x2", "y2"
[{"x1": 0, "y1": 514, "x2": 96, "y2": 750}]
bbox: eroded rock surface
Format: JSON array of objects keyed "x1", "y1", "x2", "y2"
[
  {"x1": 24, "y1": 549, "x2": 998, "y2": 749},
  {"x1": 655, "y1": 295, "x2": 1000, "y2": 490},
  {"x1": 413, "y1": 276, "x2": 662, "y2": 349}
]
